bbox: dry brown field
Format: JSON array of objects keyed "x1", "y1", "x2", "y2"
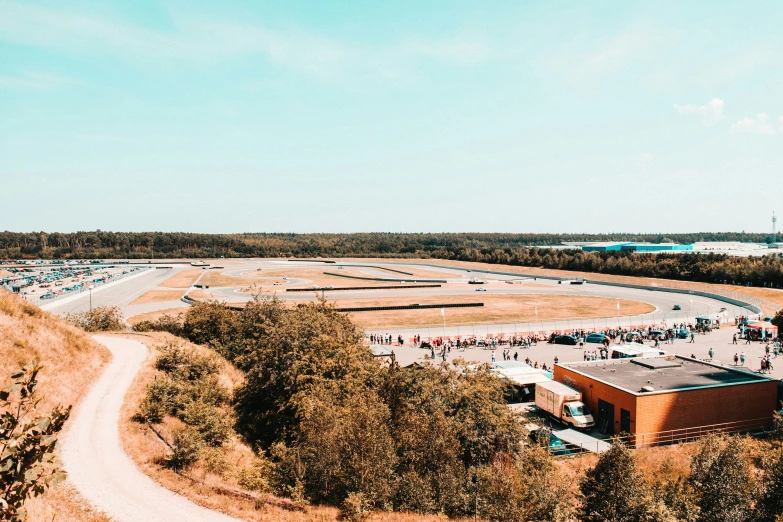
[
  {"x1": 334, "y1": 294, "x2": 653, "y2": 329},
  {"x1": 129, "y1": 289, "x2": 185, "y2": 305},
  {"x1": 127, "y1": 306, "x2": 190, "y2": 325},
  {"x1": 160, "y1": 268, "x2": 204, "y2": 288}
]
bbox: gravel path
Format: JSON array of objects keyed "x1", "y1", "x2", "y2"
[{"x1": 61, "y1": 335, "x2": 241, "y2": 522}]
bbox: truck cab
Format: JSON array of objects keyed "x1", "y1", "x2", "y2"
[{"x1": 562, "y1": 401, "x2": 594, "y2": 429}]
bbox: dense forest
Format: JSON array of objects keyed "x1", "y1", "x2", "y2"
[{"x1": 3, "y1": 231, "x2": 783, "y2": 287}]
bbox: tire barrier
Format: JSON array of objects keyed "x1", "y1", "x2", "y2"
[
  {"x1": 336, "y1": 302, "x2": 483, "y2": 313},
  {"x1": 286, "y1": 284, "x2": 442, "y2": 292},
  {"x1": 288, "y1": 259, "x2": 336, "y2": 263},
  {"x1": 323, "y1": 271, "x2": 447, "y2": 283}
]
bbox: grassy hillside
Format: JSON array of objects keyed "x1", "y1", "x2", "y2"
[{"x1": 0, "y1": 291, "x2": 113, "y2": 522}]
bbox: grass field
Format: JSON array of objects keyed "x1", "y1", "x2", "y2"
[
  {"x1": 159, "y1": 268, "x2": 204, "y2": 288},
  {"x1": 129, "y1": 289, "x2": 185, "y2": 305},
  {"x1": 332, "y1": 294, "x2": 654, "y2": 329}
]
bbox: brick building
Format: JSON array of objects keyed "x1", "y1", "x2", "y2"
[{"x1": 553, "y1": 356, "x2": 777, "y2": 443}]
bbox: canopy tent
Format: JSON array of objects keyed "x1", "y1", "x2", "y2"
[{"x1": 745, "y1": 322, "x2": 778, "y2": 335}]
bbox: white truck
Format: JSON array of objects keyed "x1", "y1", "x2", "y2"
[{"x1": 535, "y1": 380, "x2": 595, "y2": 430}]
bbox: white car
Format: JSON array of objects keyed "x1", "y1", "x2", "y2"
[{"x1": 476, "y1": 287, "x2": 487, "y2": 292}]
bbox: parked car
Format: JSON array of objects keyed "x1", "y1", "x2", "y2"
[
  {"x1": 673, "y1": 304, "x2": 682, "y2": 311},
  {"x1": 553, "y1": 335, "x2": 578, "y2": 346},
  {"x1": 649, "y1": 330, "x2": 666, "y2": 340},
  {"x1": 529, "y1": 429, "x2": 573, "y2": 456},
  {"x1": 585, "y1": 333, "x2": 605, "y2": 343}
]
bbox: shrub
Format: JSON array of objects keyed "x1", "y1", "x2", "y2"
[
  {"x1": 181, "y1": 400, "x2": 233, "y2": 447},
  {"x1": 132, "y1": 313, "x2": 184, "y2": 336},
  {"x1": 65, "y1": 305, "x2": 125, "y2": 332},
  {"x1": 341, "y1": 492, "x2": 373, "y2": 522},
  {"x1": 1, "y1": 363, "x2": 71, "y2": 521},
  {"x1": 168, "y1": 426, "x2": 204, "y2": 470}
]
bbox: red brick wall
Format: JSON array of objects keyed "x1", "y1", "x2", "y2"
[
  {"x1": 553, "y1": 365, "x2": 777, "y2": 441},
  {"x1": 635, "y1": 381, "x2": 777, "y2": 436}
]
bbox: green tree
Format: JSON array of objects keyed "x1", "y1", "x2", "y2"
[
  {"x1": 65, "y1": 305, "x2": 125, "y2": 332},
  {"x1": 579, "y1": 441, "x2": 660, "y2": 522},
  {"x1": 771, "y1": 309, "x2": 783, "y2": 334},
  {"x1": 1, "y1": 363, "x2": 71, "y2": 521},
  {"x1": 689, "y1": 435, "x2": 753, "y2": 522},
  {"x1": 750, "y1": 445, "x2": 783, "y2": 522}
]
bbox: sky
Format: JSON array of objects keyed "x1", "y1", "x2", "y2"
[{"x1": 1, "y1": 1, "x2": 782, "y2": 234}]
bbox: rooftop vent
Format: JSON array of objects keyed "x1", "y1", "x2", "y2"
[{"x1": 640, "y1": 385, "x2": 655, "y2": 393}]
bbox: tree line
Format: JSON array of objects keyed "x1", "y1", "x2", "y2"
[
  {"x1": 1, "y1": 231, "x2": 781, "y2": 260},
  {"x1": 4, "y1": 231, "x2": 783, "y2": 287}
]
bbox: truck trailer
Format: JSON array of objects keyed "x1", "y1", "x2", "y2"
[{"x1": 535, "y1": 380, "x2": 595, "y2": 429}]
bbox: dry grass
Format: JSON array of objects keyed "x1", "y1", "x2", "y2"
[
  {"x1": 129, "y1": 290, "x2": 186, "y2": 305},
  {"x1": 0, "y1": 291, "x2": 114, "y2": 521},
  {"x1": 117, "y1": 332, "x2": 454, "y2": 522},
  {"x1": 200, "y1": 271, "x2": 264, "y2": 288},
  {"x1": 188, "y1": 289, "x2": 218, "y2": 300},
  {"x1": 127, "y1": 307, "x2": 190, "y2": 326},
  {"x1": 160, "y1": 269, "x2": 205, "y2": 288},
  {"x1": 333, "y1": 294, "x2": 653, "y2": 329}
]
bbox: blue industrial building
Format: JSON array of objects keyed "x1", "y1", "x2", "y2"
[{"x1": 582, "y1": 242, "x2": 693, "y2": 253}]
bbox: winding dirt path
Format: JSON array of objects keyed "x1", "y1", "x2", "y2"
[{"x1": 61, "y1": 335, "x2": 241, "y2": 522}]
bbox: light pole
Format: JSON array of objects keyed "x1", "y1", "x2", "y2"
[{"x1": 88, "y1": 284, "x2": 95, "y2": 311}]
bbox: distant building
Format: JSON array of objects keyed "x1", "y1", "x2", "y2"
[
  {"x1": 581, "y1": 242, "x2": 633, "y2": 252},
  {"x1": 620, "y1": 243, "x2": 693, "y2": 252},
  {"x1": 553, "y1": 356, "x2": 776, "y2": 444}
]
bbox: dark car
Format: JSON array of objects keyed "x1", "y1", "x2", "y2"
[
  {"x1": 553, "y1": 335, "x2": 578, "y2": 346},
  {"x1": 529, "y1": 429, "x2": 573, "y2": 456},
  {"x1": 672, "y1": 304, "x2": 682, "y2": 311},
  {"x1": 585, "y1": 333, "x2": 605, "y2": 343},
  {"x1": 649, "y1": 330, "x2": 666, "y2": 340}
]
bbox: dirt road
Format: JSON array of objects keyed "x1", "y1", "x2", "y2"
[{"x1": 61, "y1": 335, "x2": 241, "y2": 522}]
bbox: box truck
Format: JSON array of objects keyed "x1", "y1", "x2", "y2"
[{"x1": 535, "y1": 380, "x2": 595, "y2": 429}]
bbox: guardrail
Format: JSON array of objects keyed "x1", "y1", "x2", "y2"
[
  {"x1": 553, "y1": 417, "x2": 773, "y2": 455},
  {"x1": 286, "y1": 284, "x2": 442, "y2": 292}
]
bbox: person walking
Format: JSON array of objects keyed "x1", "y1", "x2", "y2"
[
  {"x1": 740, "y1": 351, "x2": 746, "y2": 366},
  {"x1": 734, "y1": 353, "x2": 739, "y2": 365},
  {"x1": 708, "y1": 347, "x2": 714, "y2": 359},
  {"x1": 491, "y1": 350, "x2": 496, "y2": 364},
  {"x1": 690, "y1": 331, "x2": 695, "y2": 343},
  {"x1": 733, "y1": 333, "x2": 738, "y2": 345}
]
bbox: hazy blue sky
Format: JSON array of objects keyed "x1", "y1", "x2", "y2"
[{"x1": 1, "y1": 1, "x2": 782, "y2": 233}]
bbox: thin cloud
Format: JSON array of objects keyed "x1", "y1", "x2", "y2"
[
  {"x1": 674, "y1": 98, "x2": 724, "y2": 126},
  {"x1": 638, "y1": 153, "x2": 654, "y2": 167},
  {"x1": 0, "y1": 2, "x2": 490, "y2": 85},
  {"x1": 730, "y1": 113, "x2": 779, "y2": 135}
]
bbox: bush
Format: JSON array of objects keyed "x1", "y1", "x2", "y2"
[
  {"x1": 168, "y1": 427, "x2": 203, "y2": 470},
  {"x1": 1, "y1": 363, "x2": 71, "y2": 521},
  {"x1": 341, "y1": 492, "x2": 373, "y2": 522},
  {"x1": 181, "y1": 400, "x2": 233, "y2": 447},
  {"x1": 133, "y1": 313, "x2": 184, "y2": 336},
  {"x1": 65, "y1": 305, "x2": 125, "y2": 332}
]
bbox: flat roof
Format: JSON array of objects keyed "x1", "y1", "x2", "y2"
[{"x1": 557, "y1": 356, "x2": 773, "y2": 395}]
